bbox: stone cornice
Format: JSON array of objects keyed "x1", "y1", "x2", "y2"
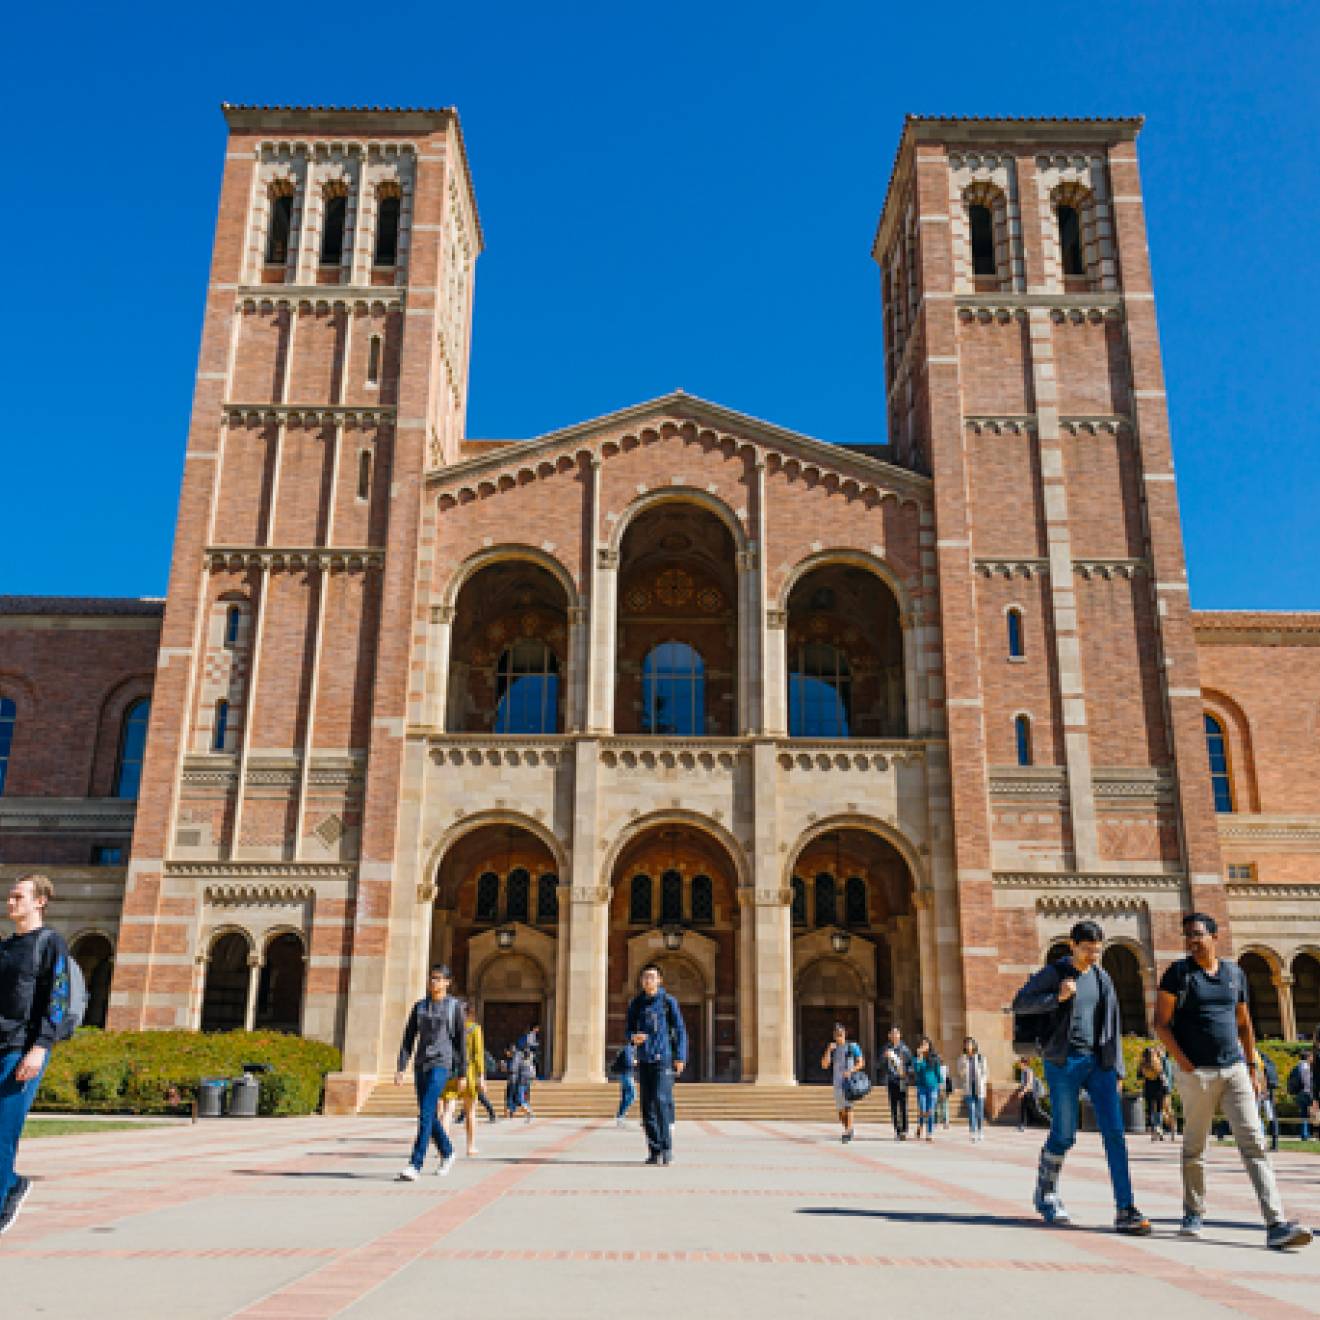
[
  {"x1": 975, "y1": 558, "x2": 1048, "y2": 578},
  {"x1": 994, "y1": 871, "x2": 1184, "y2": 890},
  {"x1": 1074, "y1": 558, "x2": 1149, "y2": 580},
  {"x1": 168, "y1": 861, "x2": 355, "y2": 881},
  {"x1": 1193, "y1": 612, "x2": 1320, "y2": 647},
  {"x1": 965, "y1": 415, "x2": 1130, "y2": 436},
  {"x1": 776, "y1": 741, "x2": 924, "y2": 770},
  {"x1": 0, "y1": 797, "x2": 136, "y2": 834},
  {"x1": 1218, "y1": 815, "x2": 1320, "y2": 845},
  {"x1": 955, "y1": 293, "x2": 1122, "y2": 320},
  {"x1": 223, "y1": 403, "x2": 395, "y2": 428},
  {"x1": 234, "y1": 285, "x2": 403, "y2": 311},
  {"x1": 1226, "y1": 882, "x2": 1320, "y2": 901},
  {"x1": 972, "y1": 557, "x2": 1150, "y2": 580},
  {"x1": 203, "y1": 882, "x2": 317, "y2": 904},
  {"x1": 205, "y1": 546, "x2": 385, "y2": 572},
  {"x1": 988, "y1": 768, "x2": 1066, "y2": 798}
]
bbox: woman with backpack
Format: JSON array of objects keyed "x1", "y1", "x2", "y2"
[
  {"x1": 821, "y1": 1023, "x2": 865, "y2": 1144},
  {"x1": 957, "y1": 1036, "x2": 988, "y2": 1142},
  {"x1": 912, "y1": 1036, "x2": 942, "y2": 1142}
]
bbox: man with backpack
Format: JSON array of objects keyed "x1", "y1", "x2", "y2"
[
  {"x1": 1011, "y1": 919, "x2": 1151, "y2": 1235},
  {"x1": 1154, "y1": 912, "x2": 1311, "y2": 1250},
  {"x1": 625, "y1": 963, "x2": 687, "y2": 1165},
  {"x1": 393, "y1": 963, "x2": 466, "y2": 1181},
  {"x1": 1287, "y1": 1052, "x2": 1313, "y2": 1141},
  {"x1": 880, "y1": 1026, "x2": 914, "y2": 1140},
  {"x1": 0, "y1": 873, "x2": 76, "y2": 1235}
]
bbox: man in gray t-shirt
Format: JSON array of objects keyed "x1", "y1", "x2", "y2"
[{"x1": 1066, "y1": 964, "x2": 1101, "y2": 1055}]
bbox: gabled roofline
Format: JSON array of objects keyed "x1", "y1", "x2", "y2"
[
  {"x1": 872, "y1": 113, "x2": 1144, "y2": 261},
  {"x1": 428, "y1": 391, "x2": 930, "y2": 497}
]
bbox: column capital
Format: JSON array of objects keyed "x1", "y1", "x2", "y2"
[
  {"x1": 753, "y1": 886, "x2": 791, "y2": 907},
  {"x1": 766, "y1": 608, "x2": 787, "y2": 630},
  {"x1": 570, "y1": 885, "x2": 611, "y2": 904},
  {"x1": 567, "y1": 605, "x2": 588, "y2": 626},
  {"x1": 736, "y1": 549, "x2": 758, "y2": 574},
  {"x1": 430, "y1": 604, "x2": 455, "y2": 624},
  {"x1": 597, "y1": 548, "x2": 619, "y2": 570}
]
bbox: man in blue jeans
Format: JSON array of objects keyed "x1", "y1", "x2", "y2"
[
  {"x1": 0, "y1": 873, "x2": 71, "y2": 1235},
  {"x1": 394, "y1": 964, "x2": 466, "y2": 1181},
  {"x1": 626, "y1": 964, "x2": 687, "y2": 1165},
  {"x1": 1012, "y1": 919, "x2": 1151, "y2": 1235}
]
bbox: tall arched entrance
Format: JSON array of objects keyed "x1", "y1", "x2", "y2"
[
  {"x1": 607, "y1": 822, "x2": 741, "y2": 1081},
  {"x1": 788, "y1": 825, "x2": 918, "y2": 1082},
  {"x1": 1240, "y1": 951, "x2": 1282, "y2": 1039},
  {"x1": 432, "y1": 821, "x2": 562, "y2": 1074},
  {"x1": 1294, "y1": 951, "x2": 1320, "y2": 1039},
  {"x1": 1102, "y1": 944, "x2": 1147, "y2": 1036},
  {"x1": 71, "y1": 933, "x2": 114, "y2": 1030}
]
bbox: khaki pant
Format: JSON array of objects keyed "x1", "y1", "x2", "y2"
[{"x1": 1176, "y1": 1061, "x2": 1284, "y2": 1225}]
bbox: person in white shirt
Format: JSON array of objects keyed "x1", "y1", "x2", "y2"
[{"x1": 957, "y1": 1037, "x2": 988, "y2": 1142}]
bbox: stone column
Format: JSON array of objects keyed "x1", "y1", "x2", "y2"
[
  {"x1": 1277, "y1": 973, "x2": 1298, "y2": 1043},
  {"x1": 553, "y1": 883, "x2": 570, "y2": 1078},
  {"x1": 752, "y1": 890, "x2": 795, "y2": 1085},
  {"x1": 566, "y1": 606, "x2": 589, "y2": 733},
  {"x1": 764, "y1": 610, "x2": 788, "y2": 737},
  {"x1": 586, "y1": 457, "x2": 617, "y2": 734},
  {"x1": 737, "y1": 892, "x2": 757, "y2": 1079},
  {"x1": 704, "y1": 994, "x2": 716, "y2": 1080},
  {"x1": 736, "y1": 549, "x2": 759, "y2": 735},
  {"x1": 426, "y1": 604, "x2": 454, "y2": 729},
  {"x1": 243, "y1": 951, "x2": 262, "y2": 1032},
  {"x1": 562, "y1": 739, "x2": 608, "y2": 1081}
]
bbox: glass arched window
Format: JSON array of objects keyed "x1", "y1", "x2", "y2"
[
  {"x1": 691, "y1": 874, "x2": 713, "y2": 925},
  {"x1": 212, "y1": 699, "x2": 229, "y2": 753},
  {"x1": 660, "y1": 869, "x2": 684, "y2": 924},
  {"x1": 1204, "y1": 714, "x2": 1233, "y2": 813},
  {"x1": 1015, "y1": 714, "x2": 1033, "y2": 767},
  {"x1": 320, "y1": 193, "x2": 347, "y2": 265},
  {"x1": 537, "y1": 873, "x2": 559, "y2": 924},
  {"x1": 475, "y1": 871, "x2": 500, "y2": 922},
  {"x1": 629, "y1": 874, "x2": 652, "y2": 925},
  {"x1": 788, "y1": 642, "x2": 851, "y2": 738},
  {"x1": 224, "y1": 605, "x2": 242, "y2": 648},
  {"x1": 791, "y1": 876, "x2": 807, "y2": 927},
  {"x1": 266, "y1": 192, "x2": 293, "y2": 264},
  {"x1": 969, "y1": 203, "x2": 996, "y2": 276},
  {"x1": 113, "y1": 699, "x2": 150, "y2": 799},
  {"x1": 845, "y1": 876, "x2": 868, "y2": 927},
  {"x1": 506, "y1": 868, "x2": 530, "y2": 923},
  {"x1": 494, "y1": 640, "x2": 559, "y2": 735},
  {"x1": 814, "y1": 873, "x2": 837, "y2": 927},
  {"x1": 0, "y1": 696, "x2": 15, "y2": 796},
  {"x1": 1007, "y1": 608, "x2": 1024, "y2": 659},
  {"x1": 374, "y1": 193, "x2": 401, "y2": 266},
  {"x1": 642, "y1": 642, "x2": 705, "y2": 736},
  {"x1": 1058, "y1": 204, "x2": 1085, "y2": 277}
]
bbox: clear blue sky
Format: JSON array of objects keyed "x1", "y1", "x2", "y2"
[{"x1": 3, "y1": 2, "x2": 1317, "y2": 607}]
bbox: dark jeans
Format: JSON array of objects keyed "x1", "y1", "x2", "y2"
[
  {"x1": 887, "y1": 1080, "x2": 908, "y2": 1135},
  {"x1": 410, "y1": 1066, "x2": 454, "y2": 1170},
  {"x1": 638, "y1": 1061, "x2": 675, "y2": 1154},
  {"x1": 1043, "y1": 1051, "x2": 1133, "y2": 1211},
  {"x1": 1, "y1": 1049, "x2": 47, "y2": 1203}
]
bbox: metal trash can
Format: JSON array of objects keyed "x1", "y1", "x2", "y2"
[
  {"x1": 197, "y1": 1078, "x2": 227, "y2": 1119},
  {"x1": 228, "y1": 1074, "x2": 260, "y2": 1118}
]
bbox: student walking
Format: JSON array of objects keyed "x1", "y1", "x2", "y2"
[
  {"x1": 957, "y1": 1037, "x2": 988, "y2": 1142},
  {"x1": 1012, "y1": 920, "x2": 1151, "y2": 1234},
  {"x1": 508, "y1": 1044, "x2": 536, "y2": 1123},
  {"x1": 626, "y1": 963, "x2": 687, "y2": 1165},
  {"x1": 0, "y1": 873, "x2": 73, "y2": 1235},
  {"x1": 1258, "y1": 1048, "x2": 1280, "y2": 1152},
  {"x1": 822, "y1": 1023, "x2": 864, "y2": 1143},
  {"x1": 912, "y1": 1037, "x2": 942, "y2": 1141},
  {"x1": 394, "y1": 963, "x2": 466, "y2": 1182},
  {"x1": 614, "y1": 1041, "x2": 638, "y2": 1126},
  {"x1": 881, "y1": 1027, "x2": 913, "y2": 1140},
  {"x1": 936, "y1": 1056, "x2": 952, "y2": 1130},
  {"x1": 1287, "y1": 1050, "x2": 1314, "y2": 1141},
  {"x1": 1013, "y1": 1057, "x2": 1044, "y2": 1131},
  {"x1": 1154, "y1": 912, "x2": 1312, "y2": 1250},
  {"x1": 1139, "y1": 1044, "x2": 1171, "y2": 1141},
  {"x1": 450, "y1": 1002, "x2": 487, "y2": 1156}
]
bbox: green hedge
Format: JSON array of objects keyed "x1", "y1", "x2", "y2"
[{"x1": 34, "y1": 1030, "x2": 341, "y2": 1117}]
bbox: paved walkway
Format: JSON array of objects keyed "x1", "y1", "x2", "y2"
[{"x1": 4, "y1": 1116, "x2": 1318, "y2": 1317}]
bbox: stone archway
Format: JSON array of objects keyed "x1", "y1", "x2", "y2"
[
  {"x1": 1240, "y1": 950, "x2": 1283, "y2": 1039},
  {"x1": 1102, "y1": 943, "x2": 1148, "y2": 1036},
  {"x1": 71, "y1": 932, "x2": 114, "y2": 1030},
  {"x1": 201, "y1": 930, "x2": 252, "y2": 1033},
  {"x1": 794, "y1": 948, "x2": 873, "y2": 1084},
  {"x1": 1293, "y1": 950, "x2": 1320, "y2": 1040}
]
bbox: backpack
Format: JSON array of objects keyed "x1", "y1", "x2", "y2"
[
  {"x1": 1012, "y1": 960, "x2": 1070, "y2": 1057},
  {"x1": 1287, "y1": 1063, "x2": 1306, "y2": 1096},
  {"x1": 38, "y1": 928, "x2": 87, "y2": 1042},
  {"x1": 1260, "y1": 1053, "x2": 1278, "y2": 1092},
  {"x1": 610, "y1": 1046, "x2": 631, "y2": 1076}
]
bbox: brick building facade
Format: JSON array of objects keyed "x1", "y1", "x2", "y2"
[{"x1": 2, "y1": 108, "x2": 1317, "y2": 1107}]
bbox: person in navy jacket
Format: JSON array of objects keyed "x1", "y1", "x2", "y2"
[{"x1": 625, "y1": 963, "x2": 687, "y2": 1165}]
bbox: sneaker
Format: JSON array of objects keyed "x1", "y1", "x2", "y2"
[
  {"x1": 0, "y1": 1176, "x2": 31, "y2": 1235},
  {"x1": 660, "y1": 1151, "x2": 672, "y2": 1166},
  {"x1": 525, "y1": 1114, "x2": 534, "y2": 1126},
  {"x1": 841, "y1": 1130, "x2": 854, "y2": 1144},
  {"x1": 645, "y1": 1153, "x2": 660, "y2": 1165},
  {"x1": 396, "y1": 1165, "x2": 420, "y2": 1182},
  {"x1": 616, "y1": 1116, "x2": 626, "y2": 1128},
  {"x1": 1115, "y1": 1206, "x2": 1152, "y2": 1236},
  {"x1": 1266, "y1": 1221, "x2": 1314, "y2": 1251},
  {"x1": 436, "y1": 1155, "x2": 454, "y2": 1177},
  {"x1": 1034, "y1": 1190, "x2": 1071, "y2": 1225},
  {"x1": 1179, "y1": 1214, "x2": 1204, "y2": 1238}
]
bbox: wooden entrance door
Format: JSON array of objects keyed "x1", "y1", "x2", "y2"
[
  {"x1": 482, "y1": 1000, "x2": 542, "y2": 1069},
  {"x1": 678, "y1": 1002, "x2": 702, "y2": 1082},
  {"x1": 799, "y1": 1005, "x2": 860, "y2": 1084}
]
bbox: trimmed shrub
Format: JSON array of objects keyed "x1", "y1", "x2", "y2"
[{"x1": 35, "y1": 1030, "x2": 341, "y2": 1117}]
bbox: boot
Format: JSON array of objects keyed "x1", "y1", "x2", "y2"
[{"x1": 1033, "y1": 1147, "x2": 1070, "y2": 1225}]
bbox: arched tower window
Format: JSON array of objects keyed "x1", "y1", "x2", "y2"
[
  {"x1": 357, "y1": 449, "x2": 372, "y2": 501},
  {"x1": 1204, "y1": 714, "x2": 1234, "y2": 813},
  {"x1": 690, "y1": 874, "x2": 714, "y2": 925},
  {"x1": 475, "y1": 871, "x2": 500, "y2": 922},
  {"x1": 641, "y1": 642, "x2": 705, "y2": 736},
  {"x1": 1057, "y1": 204, "x2": 1085, "y2": 277},
  {"x1": 494, "y1": 639, "x2": 559, "y2": 735},
  {"x1": 1007, "y1": 608, "x2": 1025, "y2": 659},
  {"x1": 788, "y1": 641, "x2": 851, "y2": 738},
  {"x1": 660, "y1": 869, "x2": 683, "y2": 924},
  {"x1": 374, "y1": 192, "x2": 401, "y2": 267},
  {"x1": 506, "y1": 868, "x2": 531, "y2": 923},
  {"x1": 537, "y1": 873, "x2": 559, "y2": 925},
  {"x1": 366, "y1": 335, "x2": 382, "y2": 386},
  {"x1": 113, "y1": 698, "x2": 151, "y2": 799},
  {"x1": 0, "y1": 696, "x2": 15, "y2": 796},
  {"x1": 319, "y1": 191, "x2": 347, "y2": 266},
  {"x1": 845, "y1": 876, "x2": 868, "y2": 927},
  {"x1": 224, "y1": 605, "x2": 242, "y2": 648},
  {"x1": 814, "y1": 873, "x2": 837, "y2": 927},
  {"x1": 791, "y1": 876, "x2": 807, "y2": 927},
  {"x1": 630, "y1": 873, "x2": 653, "y2": 925},
  {"x1": 266, "y1": 191, "x2": 294, "y2": 265},
  {"x1": 212, "y1": 699, "x2": 230, "y2": 753},
  {"x1": 969, "y1": 203, "x2": 996, "y2": 276},
  {"x1": 1015, "y1": 714, "x2": 1033, "y2": 767}
]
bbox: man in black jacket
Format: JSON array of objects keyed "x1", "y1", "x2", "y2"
[
  {"x1": 394, "y1": 964, "x2": 466, "y2": 1181},
  {"x1": 1012, "y1": 920, "x2": 1150, "y2": 1235},
  {"x1": 0, "y1": 873, "x2": 71, "y2": 1235},
  {"x1": 880, "y1": 1026, "x2": 914, "y2": 1140},
  {"x1": 626, "y1": 964, "x2": 687, "y2": 1165}
]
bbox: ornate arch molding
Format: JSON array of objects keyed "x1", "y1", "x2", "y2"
[
  {"x1": 202, "y1": 924, "x2": 255, "y2": 961},
  {"x1": 607, "y1": 485, "x2": 750, "y2": 558},
  {"x1": 1035, "y1": 894, "x2": 1148, "y2": 918},
  {"x1": 599, "y1": 809, "x2": 750, "y2": 895},
  {"x1": 1237, "y1": 942, "x2": 1285, "y2": 976},
  {"x1": 773, "y1": 547, "x2": 915, "y2": 620},
  {"x1": 793, "y1": 932, "x2": 878, "y2": 999},
  {"x1": 424, "y1": 809, "x2": 568, "y2": 904},
  {"x1": 438, "y1": 544, "x2": 581, "y2": 612},
  {"x1": 781, "y1": 813, "x2": 926, "y2": 900},
  {"x1": 468, "y1": 926, "x2": 557, "y2": 1001},
  {"x1": 69, "y1": 926, "x2": 117, "y2": 953}
]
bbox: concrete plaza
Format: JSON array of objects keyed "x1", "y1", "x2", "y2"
[{"x1": 3, "y1": 1114, "x2": 1317, "y2": 1318}]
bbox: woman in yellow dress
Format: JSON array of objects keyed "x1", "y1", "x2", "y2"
[{"x1": 441, "y1": 1002, "x2": 487, "y2": 1157}]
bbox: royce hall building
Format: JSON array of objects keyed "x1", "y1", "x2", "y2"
[{"x1": 3, "y1": 107, "x2": 1318, "y2": 1110}]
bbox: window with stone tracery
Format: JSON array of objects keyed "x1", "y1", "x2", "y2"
[
  {"x1": 266, "y1": 190, "x2": 294, "y2": 265},
  {"x1": 374, "y1": 191, "x2": 401, "y2": 267},
  {"x1": 320, "y1": 190, "x2": 347, "y2": 266}
]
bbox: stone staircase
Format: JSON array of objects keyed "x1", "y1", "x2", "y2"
[{"x1": 359, "y1": 1079, "x2": 904, "y2": 1122}]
